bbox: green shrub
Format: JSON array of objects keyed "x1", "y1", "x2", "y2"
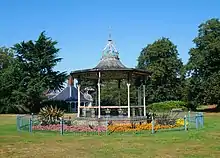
[
  {"x1": 38, "y1": 105, "x2": 64, "y2": 125},
  {"x1": 147, "y1": 101, "x2": 187, "y2": 112}
]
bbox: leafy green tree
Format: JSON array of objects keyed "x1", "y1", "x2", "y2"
[
  {"x1": 11, "y1": 32, "x2": 67, "y2": 112},
  {"x1": 0, "y1": 47, "x2": 27, "y2": 113},
  {"x1": 186, "y1": 18, "x2": 220, "y2": 107},
  {"x1": 100, "y1": 80, "x2": 136, "y2": 106},
  {"x1": 137, "y1": 37, "x2": 183, "y2": 103},
  {"x1": 0, "y1": 47, "x2": 14, "y2": 70}
]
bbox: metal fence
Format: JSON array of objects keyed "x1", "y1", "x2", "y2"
[
  {"x1": 16, "y1": 111, "x2": 204, "y2": 136},
  {"x1": 16, "y1": 115, "x2": 31, "y2": 132}
]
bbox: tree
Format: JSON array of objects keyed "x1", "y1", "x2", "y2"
[
  {"x1": 100, "y1": 80, "x2": 136, "y2": 106},
  {"x1": 186, "y1": 18, "x2": 220, "y2": 107},
  {"x1": 0, "y1": 47, "x2": 14, "y2": 70},
  {"x1": 137, "y1": 37, "x2": 183, "y2": 103},
  {"x1": 11, "y1": 32, "x2": 67, "y2": 112},
  {"x1": 0, "y1": 47, "x2": 28, "y2": 113}
]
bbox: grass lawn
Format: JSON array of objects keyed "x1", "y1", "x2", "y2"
[{"x1": 0, "y1": 113, "x2": 220, "y2": 158}]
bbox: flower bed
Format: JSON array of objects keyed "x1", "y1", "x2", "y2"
[
  {"x1": 107, "y1": 123, "x2": 177, "y2": 132},
  {"x1": 107, "y1": 119, "x2": 187, "y2": 132},
  {"x1": 176, "y1": 118, "x2": 188, "y2": 126},
  {"x1": 32, "y1": 118, "x2": 187, "y2": 133}
]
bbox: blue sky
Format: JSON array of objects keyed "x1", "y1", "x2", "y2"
[{"x1": 1, "y1": 0, "x2": 220, "y2": 74}]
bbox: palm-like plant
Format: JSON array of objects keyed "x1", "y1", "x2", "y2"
[{"x1": 38, "y1": 105, "x2": 64, "y2": 125}]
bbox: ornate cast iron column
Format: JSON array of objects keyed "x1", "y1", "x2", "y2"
[
  {"x1": 98, "y1": 72, "x2": 101, "y2": 118},
  {"x1": 77, "y1": 78, "x2": 81, "y2": 118}
]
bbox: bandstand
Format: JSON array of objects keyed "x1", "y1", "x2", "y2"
[{"x1": 70, "y1": 36, "x2": 151, "y2": 118}]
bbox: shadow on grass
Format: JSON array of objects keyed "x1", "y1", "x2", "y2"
[{"x1": 197, "y1": 106, "x2": 220, "y2": 113}]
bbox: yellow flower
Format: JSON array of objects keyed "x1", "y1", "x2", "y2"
[
  {"x1": 107, "y1": 122, "x2": 178, "y2": 132},
  {"x1": 175, "y1": 118, "x2": 188, "y2": 127}
]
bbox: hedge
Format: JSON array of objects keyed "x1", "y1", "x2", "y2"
[{"x1": 147, "y1": 101, "x2": 187, "y2": 112}]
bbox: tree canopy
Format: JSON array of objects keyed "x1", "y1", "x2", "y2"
[
  {"x1": 137, "y1": 37, "x2": 183, "y2": 103},
  {"x1": 186, "y1": 18, "x2": 220, "y2": 107},
  {"x1": 0, "y1": 47, "x2": 14, "y2": 70},
  {"x1": 0, "y1": 32, "x2": 67, "y2": 113},
  {"x1": 0, "y1": 48, "x2": 27, "y2": 113}
]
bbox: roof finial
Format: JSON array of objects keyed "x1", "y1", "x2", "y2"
[
  {"x1": 108, "y1": 26, "x2": 112, "y2": 41},
  {"x1": 101, "y1": 26, "x2": 119, "y2": 59}
]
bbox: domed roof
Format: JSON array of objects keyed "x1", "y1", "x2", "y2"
[
  {"x1": 94, "y1": 38, "x2": 127, "y2": 69},
  {"x1": 70, "y1": 33, "x2": 151, "y2": 80}
]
